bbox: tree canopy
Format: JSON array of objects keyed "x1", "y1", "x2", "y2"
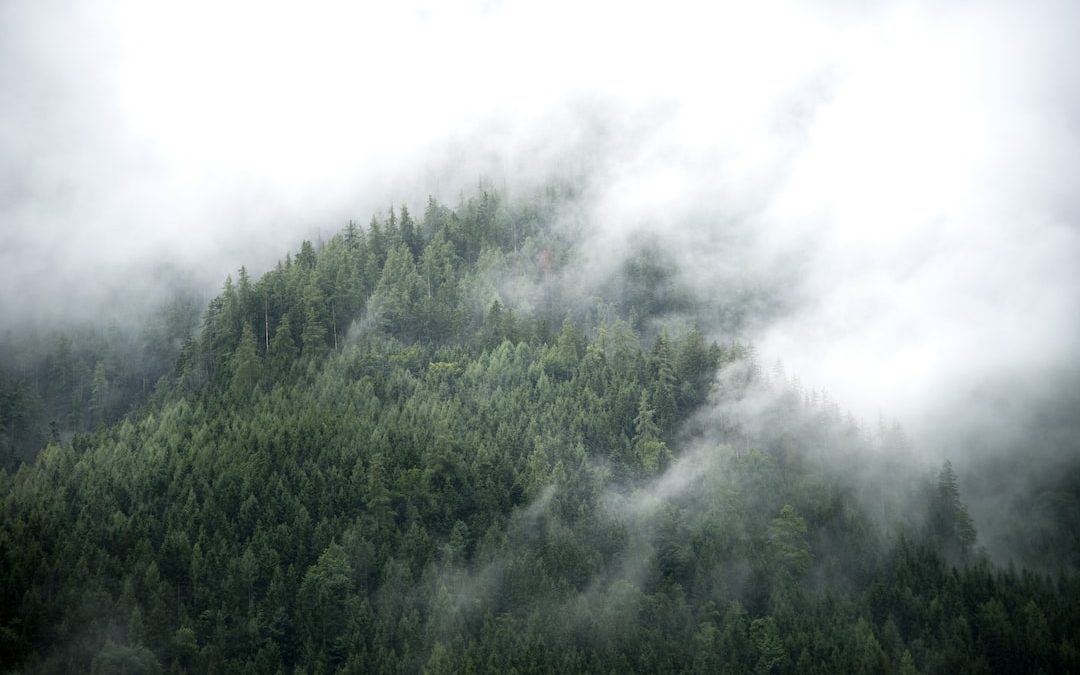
[{"x1": 1, "y1": 188, "x2": 1078, "y2": 674}]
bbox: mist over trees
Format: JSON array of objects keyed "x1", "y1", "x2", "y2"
[
  {"x1": 1, "y1": 188, "x2": 1078, "y2": 673},
  {"x1": 0, "y1": 296, "x2": 203, "y2": 466}
]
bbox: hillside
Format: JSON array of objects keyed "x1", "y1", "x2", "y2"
[{"x1": 2, "y1": 189, "x2": 1079, "y2": 674}]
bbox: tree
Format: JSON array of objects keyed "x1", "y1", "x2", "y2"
[
  {"x1": 296, "y1": 240, "x2": 318, "y2": 270},
  {"x1": 649, "y1": 332, "x2": 677, "y2": 431},
  {"x1": 269, "y1": 315, "x2": 298, "y2": 375},
  {"x1": 374, "y1": 244, "x2": 425, "y2": 340},
  {"x1": 91, "y1": 641, "x2": 162, "y2": 675},
  {"x1": 899, "y1": 650, "x2": 921, "y2": 675},
  {"x1": 542, "y1": 317, "x2": 583, "y2": 379},
  {"x1": 482, "y1": 300, "x2": 507, "y2": 350},
  {"x1": 229, "y1": 323, "x2": 260, "y2": 397},
  {"x1": 400, "y1": 205, "x2": 421, "y2": 259},
  {"x1": 631, "y1": 389, "x2": 669, "y2": 474},
  {"x1": 927, "y1": 460, "x2": 977, "y2": 562},
  {"x1": 750, "y1": 617, "x2": 786, "y2": 674},
  {"x1": 768, "y1": 504, "x2": 811, "y2": 579},
  {"x1": 365, "y1": 454, "x2": 394, "y2": 533},
  {"x1": 419, "y1": 233, "x2": 461, "y2": 341},
  {"x1": 300, "y1": 282, "x2": 328, "y2": 356},
  {"x1": 344, "y1": 220, "x2": 362, "y2": 251},
  {"x1": 523, "y1": 437, "x2": 551, "y2": 499},
  {"x1": 297, "y1": 543, "x2": 353, "y2": 668},
  {"x1": 89, "y1": 360, "x2": 110, "y2": 427},
  {"x1": 674, "y1": 326, "x2": 714, "y2": 413}
]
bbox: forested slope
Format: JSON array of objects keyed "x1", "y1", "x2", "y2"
[{"x1": 2, "y1": 190, "x2": 1078, "y2": 673}]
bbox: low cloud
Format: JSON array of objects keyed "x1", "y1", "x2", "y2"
[{"x1": 3, "y1": 0, "x2": 1078, "y2": 467}]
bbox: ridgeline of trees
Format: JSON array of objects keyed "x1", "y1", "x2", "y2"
[{"x1": 1, "y1": 189, "x2": 1078, "y2": 673}]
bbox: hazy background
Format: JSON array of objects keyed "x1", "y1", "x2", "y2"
[{"x1": 3, "y1": 0, "x2": 1079, "y2": 474}]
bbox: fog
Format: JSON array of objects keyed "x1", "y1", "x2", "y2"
[{"x1": 3, "y1": 0, "x2": 1079, "y2": 455}]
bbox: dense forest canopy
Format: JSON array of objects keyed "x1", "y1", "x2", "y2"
[{"x1": 2, "y1": 188, "x2": 1079, "y2": 674}]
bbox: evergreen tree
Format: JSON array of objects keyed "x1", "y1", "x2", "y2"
[
  {"x1": 373, "y1": 244, "x2": 424, "y2": 340},
  {"x1": 297, "y1": 240, "x2": 318, "y2": 270},
  {"x1": 632, "y1": 389, "x2": 669, "y2": 474},
  {"x1": 649, "y1": 331, "x2": 677, "y2": 431},
  {"x1": 400, "y1": 205, "x2": 421, "y2": 259},
  {"x1": 269, "y1": 315, "x2": 298, "y2": 375},
  {"x1": 927, "y1": 460, "x2": 977, "y2": 562},
  {"x1": 89, "y1": 360, "x2": 110, "y2": 427},
  {"x1": 768, "y1": 504, "x2": 811, "y2": 579},
  {"x1": 300, "y1": 282, "x2": 328, "y2": 356},
  {"x1": 297, "y1": 543, "x2": 352, "y2": 669},
  {"x1": 229, "y1": 323, "x2": 260, "y2": 397}
]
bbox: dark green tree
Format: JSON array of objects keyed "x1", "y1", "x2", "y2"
[
  {"x1": 300, "y1": 282, "x2": 328, "y2": 356},
  {"x1": 927, "y1": 460, "x2": 977, "y2": 562},
  {"x1": 229, "y1": 323, "x2": 260, "y2": 397},
  {"x1": 297, "y1": 543, "x2": 353, "y2": 669},
  {"x1": 269, "y1": 315, "x2": 298, "y2": 374}
]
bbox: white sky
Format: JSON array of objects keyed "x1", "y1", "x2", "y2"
[{"x1": 2, "y1": 0, "x2": 1079, "y2": 434}]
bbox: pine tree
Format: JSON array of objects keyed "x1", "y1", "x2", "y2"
[
  {"x1": 89, "y1": 361, "x2": 110, "y2": 427},
  {"x1": 633, "y1": 390, "x2": 659, "y2": 445},
  {"x1": 523, "y1": 437, "x2": 551, "y2": 499},
  {"x1": 374, "y1": 244, "x2": 424, "y2": 339},
  {"x1": 297, "y1": 240, "x2": 318, "y2": 270},
  {"x1": 400, "y1": 204, "x2": 421, "y2": 259},
  {"x1": 632, "y1": 389, "x2": 669, "y2": 474},
  {"x1": 344, "y1": 220, "x2": 361, "y2": 251},
  {"x1": 229, "y1": 323, "x2": 260, "y2": 397},
  {"x1": 301, "y1": 282, "x2": 328, "y2": 356},
  {"x1": 364, "y1": 454, "x2": 393, "y2": 533},
  {"x1": 649, "y1": 332, "x2": 677, "y2": 431},
  {"x1": 768, "y1": 504, "x2": 811, "y2": 579},
  {"x1": 928, "y1": 460, "x2": 977, "y2": 562},
  {"x1": 269, "y1": 315, "x2": 297, "y2": 375}
]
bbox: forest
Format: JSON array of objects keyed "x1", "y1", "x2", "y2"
[{"x1": 2, "y1": 188, "x2": 1079, "y2": 674}]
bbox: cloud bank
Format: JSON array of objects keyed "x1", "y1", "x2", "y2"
[{"x1": 2, "y1": 0, "x2": 1079, "y2": 441}]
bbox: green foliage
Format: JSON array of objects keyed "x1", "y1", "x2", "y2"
[
  {"x1": 768, "y1": 504, "x2": 811, "y2": 579},
  {"x1": 91, "y1": 640, "x2": 162, "y2": 675},
  {"x1": 927, "y1": 460, "x2": 978, "y2": 563},
  {"x1": 269, "y1": 314, "x2": 298, "y2": 376},
  {"x1": 0, "y1": 187, "x2": 1077, "y2": 674},
  {"x1": 0, "y1": 295, "x2": 202, "y2": 467},
  {"x1": 298, "y1": 543, "x2": 353, "y2": 668},
  {"x1": 229, "y1": 323, "x2": 260, "y2": 398}
]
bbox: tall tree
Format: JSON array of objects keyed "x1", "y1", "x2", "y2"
[
  {"x1": 89, "y1": 361, "x2": 110, "y2": 427},
  {"x1": 400, "y1": 205, "x2": 421, "y2": 259},
  {"x1": 296, "y1": 240, "x2": 318, "y2": 270},
  {"x1": 297, "y1": 543, "x2": 353, "y2": 669},
  {"x1": 300, "y1": 282, "x2": 328, "y2": 356},
  {"x1": 649, "y1": 332, "x2": 677, "y2": 431},
  {"x1": 229, "y1": 323, "x2": 260, "y2": 397},
  {"x1": 374, "y1": 244, "x2": 424, "y2": 340},
  {"x1": 927, "y1": 460, "x2": 977, "y2": 562},
  {"x1": 632, "y1": 389, "x2": 669, "y2": 474},
  {"x1": 269, "y1": 315, "x2": 298, "y2": 375}
]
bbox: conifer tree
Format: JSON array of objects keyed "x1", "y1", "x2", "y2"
[
  {"x1": 229, "y1": 323, "x2": 260, "y2": 397},
  {"x1": 649, "y1": 332, "x2": 677, "y2": 431},
  {"x1": 400, "y1": 204, "x2": 421, "y2": 259},
  {"x1": 632, "y1": 389, "x2": 669, "y2": 474},
  {"x1": 301, "y1": 282, "x2": 328, "y2": 356},
  {"x1": 89, "y1": 361, "x2": 110, "y2": 427},
  {"x1": 269, "y1": 315, "x2": 297, "y2": 375},
  {"x1": 928, "y1": 460, "x2": 977, "y2": 562}
]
